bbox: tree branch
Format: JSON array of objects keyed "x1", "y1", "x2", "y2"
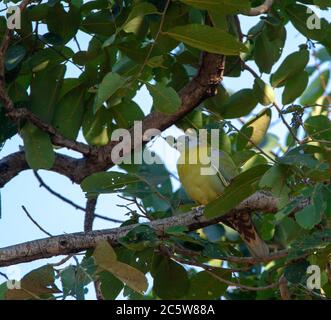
[
  {"x1": 0, "y1": 151, "x2": 81, "y2": 188},
  {"x1": 0, "y1": 53, "x2": 226, "y2": 188},
  {"x1": 0, "y1": 192, "x2": 278, "y2": 267},
  {"x1": 84, "y1": 197, "x2": 97, "y2": 233},
  {"x1": 243, "y1": 0, "x2": 274, "y2": 16}
]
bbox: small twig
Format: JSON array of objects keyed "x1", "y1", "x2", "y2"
[
  {"x1": 21, "y1": 205, "x2": 53, "y2": 237},
  {"x1": 83, "y1": 197, "x2": 104, "y2": 300},
  {"x1": 50, "y1": 255, "x2": 74, "y2": 267},
  {"x1": 7, "y1": 108, "x2": 91, "y2": 155},
  {"x1": 33, "y1": 171, "x2": 123, "y2": 224},
  {"x1": 0, "y1": 271, "x2": 8, "y2": 280},
  {"x1": 228, "y1": 121, "x2": 277, "y2": 163},
  {"x1": 190, "y1": 257, "x2": 279, "y2": 292},
  {"x1": 73, "y1": 36, "x2": 81, "y2": 51},
  {"x1": 242, "y1": 62, "x2": 260, "y2": 78}
]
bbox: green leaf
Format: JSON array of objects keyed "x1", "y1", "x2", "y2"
[
  {"x1": 52, "y1": 86, "x2": 85, "y2": 140},
  {"x1": 20, "y1": 122, "x2": 55, "y2": 170},
  {"x1": 46, "y1": 3, "x2": 81, "y2": 44},
  {"x1": 259, "y1": 164, "x2": 290, "y2": 208},
  {"x1": 253, "y1": 79, "x2": 275, "y2": 106},
  {"x1": 110, "y1": 99, "x2": 145, "y2": 128},
  {"x1": 285, "y1": 4, "x2": 331, "y2": 48},
  {"x1": 118, "y1": 225, "x2": 158, "y2": 251},
  {"x1": 82, "y1": 100, "x2": 111, "y2": 146},
  {"x1": 26, "y1": 3, "x2": 49, "y2": 20},
  {"x1": 146, "y1": 83, "x2": 181, "y2": 114},
  {"x1": 204, "y1": 164, "x2": 271, "y2": 219},
  {"x1": 93, "y1": 240, "x2": 148, "y2": 293},
  {"x1": 179, "y1": 0, "x2": 250, "y2": 14},
  {"x1": 236, "y1": 108, "x2": 272, "y2": 150},
  {"x1": 123, "y1": 2, "x2": 157, "y2": 33},
  {"x1": 163, "y1": 24, "x2": 248, "y2": 56},
  {"x1": 5, "y1": 45, "x2": 26, "y2": 71},
  {"x1": 304, "y1": 115, "x2": 331, "y2": 142},
  {"x1": 254, "y1": 26, "x2": 286, "y2": 74},
  {"x1": 0, "y1": 103, "x2": 16, "y2": 145},
  {"x1": 270, "y1": 48, "x2": 309, "y2": 87},
  {"x1": 93, "y1": 72, "x2": 126, "y2": 112},
  {"x1": 300, "y1": 70, "x2": 330, "y2": 106},
  {"x1": 295, "y1": 205, "x2": 321, "y2": 230},
  {"x1": 254, "y1": 214, "x2": 275, "y2": 241},
  {"x1": 99, "y1": 271, "x2": 124, "y2": 300},
  {"x1": 152, "y1": 256, "x2": 189, "y2": 299},
  {"x1": 0, "y1": 282, "x2": 7, "y2": 300},
  {"x1": 186, "y1": 270, "x2": 230, "y2": 300},
  {"x1": 288, "y1": 230, "x2": 331, "y2": 259},
  {"x1": 282, "y1": 71, "x2": 309, "y2": 105},
  {"x1": 30, "y1": 64, "x2": 66, "y2": 122},
  {"x1": 241, "y1": 154, "x2": 268, "y2": 171},
  {"x1": 284, "y1": 260, "x2": 310, "y2": 284},
  {"x1": 81, "y1": 10, "x2": 116, "y2": 36},
  {"x1": 81, "y1": 171, "x2": 141, "y2": 197},
  {"x1": 220, "y1": 89, "x2": 259, "y2": 119},
  {"x1": 23, "y1": 47, "x2": 74, "y2": 73}
]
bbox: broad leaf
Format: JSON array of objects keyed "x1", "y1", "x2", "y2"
[
  {"x1": 204, "y1": 165, "x2": 271, "y2": 218},
  {"x1": 146, "y1": 83, "x2": 181, "y2": 114},
  {"x1": 163, "y1": 24, "x2": 248, "y2": 55}
]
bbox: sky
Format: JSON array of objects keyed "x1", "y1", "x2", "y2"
[{"x1": 0, "y1": 3, "x2": 328, "y2": 299}]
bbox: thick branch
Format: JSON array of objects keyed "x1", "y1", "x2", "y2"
[
  {"x1": 83, "y1": 53, "x2": 226, "y2": 174},
  {"x1": 0, "y1": 192, "x2": 277, "y2": 267},
  {"x1": 0, "y1": 151, "x2": 80, "y2": 188},
  {"x1": 243, "y1": 0, "x2": 274, "y2": 16},
  {"x1": 0, "y1": 53, "x2": 226, "y2": 187}
]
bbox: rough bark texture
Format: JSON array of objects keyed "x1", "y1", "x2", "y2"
[{"x1": 0, "y1": 192, "x2": 277, "y2": 267}]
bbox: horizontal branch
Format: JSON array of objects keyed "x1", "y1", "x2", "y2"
[
  {"x1": 0, "y1": 151, "x2": 81, "y2": 188},
  {"x1": 0, "y1": 192, "x2": 277, "y2": 267}
]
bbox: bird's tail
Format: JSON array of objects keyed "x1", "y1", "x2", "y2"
[{"x1": 224, "y1": 212, "x2": 269, "y2": 259}]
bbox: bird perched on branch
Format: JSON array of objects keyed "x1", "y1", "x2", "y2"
[{"x1": 176, "y1": 133, "x2": 269, "y2": 258}]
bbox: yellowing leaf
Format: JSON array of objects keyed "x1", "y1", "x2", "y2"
[
  {"x1": 93, "y1": 241, "x2": 148, "y2": 293},
  {"x1": 253, "y1": 79, "x2": 275, "y2": 106},
  {"x1": 6, "y1": 265, "x2": 60, "y2": 300},
  {"x1": 237, "y1": 108, "x2": 272, "y2": 150}
]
